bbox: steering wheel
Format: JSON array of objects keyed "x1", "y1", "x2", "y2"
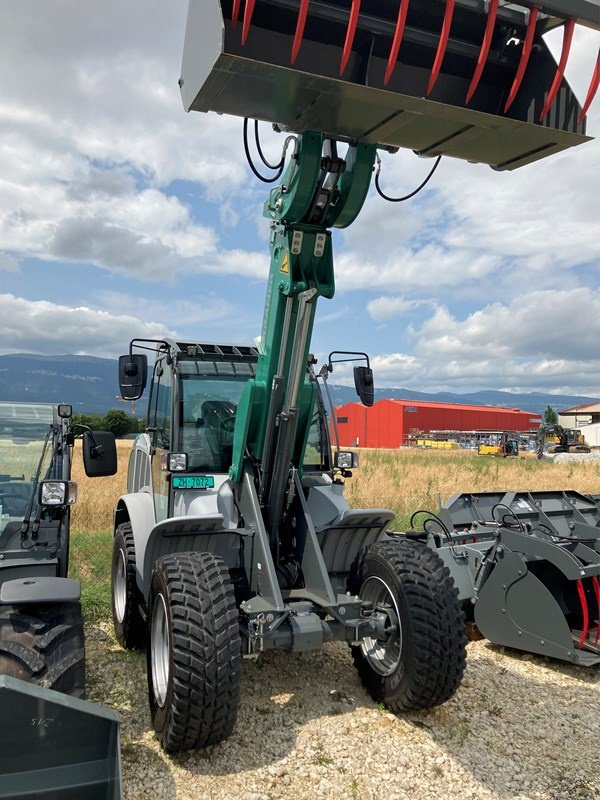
[{"x1": 0, "y1": 492, "x2": 30, "y2": 517}]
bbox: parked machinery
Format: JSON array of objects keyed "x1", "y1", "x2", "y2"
[
  {"x1": 416, "y1": 491, "x2": 600, "y2": 665},
  {"x1": 536, "y1": 424, "x2": 592, "y2": 457},
  {"x1": 108, "y1": 0, "x2": 600, "y2": 752},
  {"x1": 0, "y1": 402, "x2": 122, "y2": 799},
  {"x1": 478, "y1": 433, "x2": 520, "y2": 458}
]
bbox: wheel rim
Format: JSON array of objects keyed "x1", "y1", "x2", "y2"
[
  {"x1": 151, "y1": 593, "x2": 170, "y2": 708},
  {"x1": 113, "y1": 549, "x2": 127, "y2": 624},
  {"x1": 360, "y1": 576, "x2": 402, "y2": 676}
]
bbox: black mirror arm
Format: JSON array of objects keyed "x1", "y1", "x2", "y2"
[{"x1": 70, "y1": 424, "x2": 105, "y2": 459}]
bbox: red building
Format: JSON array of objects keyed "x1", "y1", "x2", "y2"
[{"x1": 334, "y1": 399, "x2": 541, "y2": 449}]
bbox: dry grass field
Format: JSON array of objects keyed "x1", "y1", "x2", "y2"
[{"x1": 68, "y1": 441, "x2": 600, "y2": 619}]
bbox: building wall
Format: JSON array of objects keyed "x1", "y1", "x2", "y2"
[{"x1": 335, "y1": 399, "x2": 541, "y2": 448}]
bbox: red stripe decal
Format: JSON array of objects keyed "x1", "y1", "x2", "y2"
[
  {"x1": 292, "y1": 0, "x2": 311, "y2": 64},
  {"x1": 385, "y1": 0, "x2": 410, "y2": 86},
  {"x1": 540, "y1": 19, "x2": 576, "y2": 121},
  {"x1": 232, "y1": 0, "x2": 241, "y2": 26},
  {"x1": 579, "y1": 48, "x2": 600, "y2": 124},
  {"x1": 504, "y1": 8, "x2": 538, "y2": 113},
  {"x1": 577, "y1": 579, "x2": 590, "y2": 651},
  {"x1": 593, "y1": 577, "x2": 600, "y2": 645},
  {"x1": 466, "y1": 0, "x2": 498, "y2": 104},
  {"x1": 242, "y1": 0, "x2": 256, "y2": 45},
  {"x1": 427, "y1": 0, "x2": 456, "y2": 96},
  {"x1": 340, "y1": 0, "x2": 361, "y2": 76}
]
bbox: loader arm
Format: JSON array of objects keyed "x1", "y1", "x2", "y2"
[{"x1": 229, "y1": 134, "x2": 377, "y2": 534}]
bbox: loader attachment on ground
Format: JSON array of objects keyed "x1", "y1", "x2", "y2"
[
  {"x1": 426, "y1": 490, "x2": 600, "y2": 665},
  {"x1": 181, "y1": 0, "x2": 599, "y2": 170},
  {"x1": 0, "y1": 676, "x2": 122, "y2": 800}
]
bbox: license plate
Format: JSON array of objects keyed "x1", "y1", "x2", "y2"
[{"x1": 172, "y1": 475, "x2": 215, "y2": 490}]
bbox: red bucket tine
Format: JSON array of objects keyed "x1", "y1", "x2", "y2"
[
  {"x1": 465, "y1": 0, "x2": 498, "y2": 104},
  {"x1": 593, "y1": 577, "x2": 600, "y2": 645},
  {"x1": 576, "y1": 579, "x2": 590, "y2": 650},
  {"x1": 504, "y1": 8, "x2": 539, "y2": 114},
  {"x1": 242, "y1": 0, "x2": 256, "y2": 45},
  {"x1": 340, "y1": 0, "x2": 361, "y2": 76},
  {"x1": 427, "y1": 0, "x2": 456, "y2": 96},
  {"x1": 579, "y1": 48, "x2": 600, "y2": 124},
  {"x1": 291, "y1": 0, "x2": 311, "y2": 64},
  {"x1": 540, "y1": 18, "x2": 576, "y2": 121},
  {"x1": 385, "y1": 0, "x2": 410, "y2": 86},
  {"x1": 232, "y1": 0, "x2": 241, "y2": 26}
]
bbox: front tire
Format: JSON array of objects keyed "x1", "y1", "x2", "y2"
[
  {"x1": 0, "y1": 602, "x2": 85, "y2": 698},
  {"x1": 147, "y1": 552, "x2": 241, "y2": 753},
  {"x1": 112, "y1": 522, "x2": 145, "y2": 650},
  {"x1": 349, "y1": 538, "x2": 466, "y2": 712}
]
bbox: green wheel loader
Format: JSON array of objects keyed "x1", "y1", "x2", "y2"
[{"x1": 111, "y1": 0, "x2": 599, "y2": 751}]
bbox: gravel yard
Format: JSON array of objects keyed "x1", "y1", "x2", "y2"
[{"x1": 86, "y1": 623, "x2": 599, "y2": 800}]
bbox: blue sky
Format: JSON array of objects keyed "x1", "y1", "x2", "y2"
[{"x1": 0, "y1": 1, "x2": 598, "y2": 395}]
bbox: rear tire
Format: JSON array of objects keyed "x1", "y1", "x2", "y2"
[
  {"x1": 348, "y1": 538, "x2": 466, "y2": 712},
  {"x1": 147, "y1": 552, "x2": 241, "y2": 752},
  {"x1": 0, "y1": 602, "x2": 85, "y2": 698},
  {"x1": 112, "y1": 522, "x2": 145, "y2": 650}
]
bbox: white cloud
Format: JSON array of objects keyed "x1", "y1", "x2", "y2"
[
  {"x1": 367, "y1": 296, "x2": 431, "y2": 322},
  {"x1": 0, "y1": 294, "x2": 175, "y2": 358}
]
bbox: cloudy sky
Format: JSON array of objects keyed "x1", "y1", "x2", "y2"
[{"x1": 0, "y1": 1, "x2": 598, "y2": 395}]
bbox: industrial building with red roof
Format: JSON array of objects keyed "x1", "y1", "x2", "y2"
[{"x1": 334, "y1": 399, "x2": 542, "y2": 449}]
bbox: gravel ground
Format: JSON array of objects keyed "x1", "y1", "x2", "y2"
[
  {"x1": 542, "y1": 452, "x2": 600, "y2": 464},
  {"x1": 86, "y1": 624, "x2": 599, "y2": 800}
]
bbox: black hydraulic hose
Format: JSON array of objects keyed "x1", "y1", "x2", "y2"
[
  {"x1": 243, "y1": 118, "x2": 286, "y2": 184},
  {"x1": 409, "y1": 509, "x2": 452, "y2": 545},
  {"x1": 20, "y1": 425, "x2": 53, "y2": 539},
  {"x1": 254, "y1": 120, "x2": 285, "y2": 171},
  {"x1": 375, "y1": 155, "x2": 442, "y2": 202}
]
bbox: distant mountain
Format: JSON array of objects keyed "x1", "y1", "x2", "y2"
[
  {"x1": 0, "y1": 353, "x2": 596, "y2": 418},
  {"x1": 0, "y1": 353, "x2": 125, "y2": 415},
  {"x1": 325, "y1": 386, "x2": 598, "y2": 419}
]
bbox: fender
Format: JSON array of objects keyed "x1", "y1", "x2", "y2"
[
  {"x1": 0, "y1": 577, "x2": 81, "y2": 605},
  {"x1": 114, "y1": 491, "x2": 156, "y2": 593}
]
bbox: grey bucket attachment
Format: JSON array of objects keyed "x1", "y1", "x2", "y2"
[
  {"x1": 436, "y1": 491, "x2": 600, "y2": 665},
  {"x1": 181, "y1": 0, "x2": 599, "y2": 170},
  {"x1": 0, "y1": 676, "x2": 122, "y2": 800}
]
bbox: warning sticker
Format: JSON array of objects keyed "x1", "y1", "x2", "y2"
[{"x1": 280, "y1": 251, "x2": 290, "y2": 274}]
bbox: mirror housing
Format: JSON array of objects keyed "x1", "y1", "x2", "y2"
[
  {"x1": 57, "y1": 404, "x2": 72, "y2": 419},
  {"x1": 118, "y1": 354, "x2": 148, "y2": 401},
  {"x1": 354, "y1": 366, "x2": 374, "y2": 407},
  {"x1": 82, "y1": 431, "x2": 118, "y2": 478},
  {"x1": 334, "y1": 451, "x2": 359, "y2": 470}
]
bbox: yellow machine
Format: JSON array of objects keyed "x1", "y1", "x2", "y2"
[{"x1": 478, "y1": 433, "x2": 519, "y2": 458}]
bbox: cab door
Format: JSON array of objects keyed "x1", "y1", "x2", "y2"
[{"x1": 149, "y1": 358, "x2": 173, "y2": 523}]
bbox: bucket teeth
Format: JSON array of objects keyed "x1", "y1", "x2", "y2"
[
  {"x1": 579, "y1": 48, "x2": 600, "y2": 124},
  {"x1": 340, "y1": 0, "x2": 361, "y2": 76},
  {"x1": 242, "y1": 0, "x2": 256, "y2": 44},
  {"x1": 593, "y1": 577, "x2": 600, "y2": 645},
  {"x1": 504, "y1": 8, "x2": 539, "y2": 113},
  {"x1": 385, "y1": 0, "x2": 411, "y2": 86},
  {"x1": 466, "y1": 0, "x2": 498, "y2": 104},
  {"x1": 576, "y1": 578, "x2": 590, "y2": 650},
  {"x1": 540, "y1": 18, "x2": 576, "y2": 120},
  {"x1": 427, "y1": 0, "x2": 456, "y2": 96},
  {"x1": 291, "y1": 0, "x2": 310, "y2": 64}
]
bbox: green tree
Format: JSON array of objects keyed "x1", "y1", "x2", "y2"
[
  {"x1": 544, "y1": 405, "x2": 558, "y2": 426},
  {"x1": 71, "y1": 412, "x2": 105, "y2": 431},
  {"x1": 103, "y1": 409, "x2": 133, "y2": 438}
]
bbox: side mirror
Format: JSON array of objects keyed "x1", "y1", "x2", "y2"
[
  {"x1": 334, "y1": 451, "x2": 359, "y2": 470},
  {"x1": 354, "y1": 366, "x2": 374, "y2": 407},
  {"x1": 82, "y1": 431, "x2": 118, "y2": 478},
  {"x1": 118, "y1": 354, "x2": 148, "y2": 401}
]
